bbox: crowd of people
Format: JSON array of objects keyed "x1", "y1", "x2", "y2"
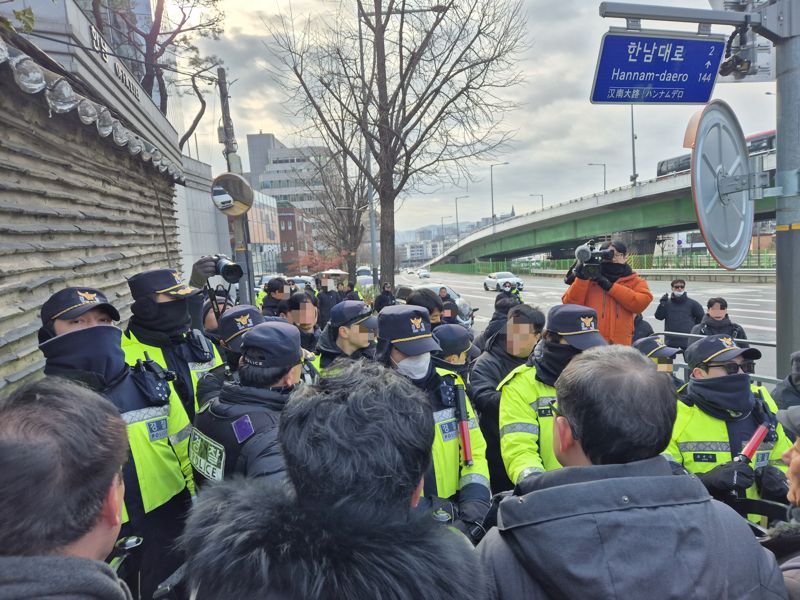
[{"x1": 2, "y1": 240, "x2": 800, "y2": 600}]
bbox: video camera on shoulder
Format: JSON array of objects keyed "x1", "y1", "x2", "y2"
[{"x1": 574, "y1": 240, "x2": 614, "y2": 279}]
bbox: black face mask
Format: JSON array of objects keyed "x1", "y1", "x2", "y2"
[
  {"x1": 39, "y1": 326, "x2": 128, "y2": 390},
  {"x1": 535, "y1": 341, "x2": 581, "y2": 386},
  {"x1": 600, "y1": 262, "x2": 632, "y2": 282},
  {"x1": 131, "y1": 297, "x2": 191, "y2": 337},
  {"x1": 687, "y1": 373, "x2": 754, "y2": 420}
]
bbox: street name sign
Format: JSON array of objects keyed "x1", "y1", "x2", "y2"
[{"x1": 591, "y1": 30, "x2": 726, "y2": 104}]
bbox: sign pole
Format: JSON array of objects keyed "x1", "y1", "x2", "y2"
[{"x1": 775, "y1": 33, "x2": 800, "y2": 377}]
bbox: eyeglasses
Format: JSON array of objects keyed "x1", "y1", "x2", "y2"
[
  {"x1": 548, "y1": 399, "x2": 580, "y2": 439},
  {"x1": 704, "y1": 361, "x2": 756, "y2": 375},
  {"x1": 672, "y1": 285, "x2": 685, "y2": 290}
]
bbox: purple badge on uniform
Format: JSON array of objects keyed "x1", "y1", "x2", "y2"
[{"x1": 231, "y1": 415, "x2": 255, "y2": 444}]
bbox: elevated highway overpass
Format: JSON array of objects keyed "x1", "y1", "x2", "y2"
[{"x1": 430, "y1": 153, "x2": 776, "y2": 264}]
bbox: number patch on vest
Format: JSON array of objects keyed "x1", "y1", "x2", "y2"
[
  {"x1": 439, "y1": 420, "x2": 459, "y2": 442},
  {"x1": 754, "y1": 451, "x2": 770, "y2": 469},
  {"x1": 189, "y1": 428, "x2": 226, "y2": 482},
  {"x1": 189, "y1": 360, "x2": 216, "y2": 371},
  {"x1": 147, "y1": 418, "x2": 168, "y2": 442},
  {"x1": 693, "y1": 453, "x2": 717, "y2": 463}
]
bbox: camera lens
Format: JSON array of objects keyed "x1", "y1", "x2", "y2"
[{"x1": 215, "y1": 257, "x2": 243, "y2": 284}]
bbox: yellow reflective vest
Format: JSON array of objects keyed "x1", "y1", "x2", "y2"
[
  {"x1": 665, "y1": 385, "x2": 790, "y2": 504},
  {"x1": 498, "y1": 363, "x2": 560, "y2": 485},
  {"x1": 119, "y1": 380, "x2": 195, "y2": 524},
  {"x1": 255, "y1": 289, "x2": 267, "y2": 309},
  {"x1": 428, "y1": 367, "x2": 491, "y2": 500},
  {"x1": 121, "y1": 329, "x2": 222, "y2": 417}
]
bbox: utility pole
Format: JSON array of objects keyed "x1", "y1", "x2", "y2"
[
  {"x1": 217, "y1": 66, "x2": 254, "y2": 304},
  {"x1": 630, "y1": 105, "x2": 638, "y2": 184}
]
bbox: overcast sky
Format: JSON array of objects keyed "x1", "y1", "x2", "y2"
[{"x1": 184, "y1": 0, "x2": 777, "y2": 232}]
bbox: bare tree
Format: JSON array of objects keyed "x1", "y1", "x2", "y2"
[{"x1": 270, "y1": 0, "x2": 526, "y2": 284}]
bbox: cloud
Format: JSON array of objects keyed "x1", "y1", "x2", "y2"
[{"x1": 180, "y1": 0, "x2": 777, "y2": 233}]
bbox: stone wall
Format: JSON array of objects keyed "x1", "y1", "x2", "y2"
[{"x1": 0, "y1": 65, "x2": 179, "y2": 391}]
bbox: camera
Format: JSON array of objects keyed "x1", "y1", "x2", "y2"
[
  {"x1": 574, "y1": 240, "x2": 614, "y2": 279},
  {"x1": 214, "y1": 255, "x2": 243, "y2": 284}
]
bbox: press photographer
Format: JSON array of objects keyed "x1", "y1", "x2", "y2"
[{"x1": 562, "y1": 240, "x2": 652, "y2": 345}]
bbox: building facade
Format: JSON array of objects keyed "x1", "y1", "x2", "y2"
[{"x1": 277, "y1": 202, "x2": 314, "y2": 272}]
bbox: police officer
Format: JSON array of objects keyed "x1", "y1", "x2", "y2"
[
  {"x1": 377, "y1": 305, "x2": 490, "y2": 544},
  {"x1": 665, "y1": 335, "x2": 791, "y2": 508},
  {"x1": 313, "y1": 300, "x2": 376, "y2": 372},
  {"x1": 191, "y1": 321, "x2": 304, "y2": 486},
  {"x1": 431, "y1": 323, "x2": 472, "y2": 376},
  {"x1": 196, "y1": 305, "x2": 264, "y2": 409},
  {"x1": 495, "y1": 281, "x2": 522, "y2": 306},
  {"x1": 499, "y1": 304, "x2": 607, "y2": 485},
  {"x1": 633, "y1": 334, "x2": 683, "y2": 389},
  {"x1": 122, "y1": 269, "x2": 222, "y2": 420},
  {"x1": 37, "y1": 287, "x2": 194, "y2": 600}
]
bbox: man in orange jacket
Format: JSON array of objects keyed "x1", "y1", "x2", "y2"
[{"x1": 562, "y1": 240, "x2": 652, "y2": 345}]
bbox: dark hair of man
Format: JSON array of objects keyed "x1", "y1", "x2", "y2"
[
  {"x1": 494, "y1": 294, "x2": 519, "y2": 314},
  {"x1": 287, "y1": 291, "x2": 317, "y2": 310},
  {"x1": 0, "y1": 377, "x2": 127, "y2": 556},
  {"x1": 543, "y1": 330, "x2": 564, "y2": 344},
  {"x1": 507, "y1": 304, "x2": 546, "y2": 333},
  {"x1": 277, "y1": 300, "x2": 290, "y2": 317},
  {"x1": 707, "y1": 296, "x2": 728, "y2": 310},
  {"x1": 347, "y1": 281, "x2": 356, "y2": 291},
  {"x1": 406, "y1": 288, "x2": 443, "y2": 314},
  {"x1": 671, "y1": 279, "x2": 686, "y2": 288},
  {"x1": 279, "y1": 360, "x2": 433, "y2": 512},
  {"x1": 238, "y1": 360, "x2": 293, "y2": 388},
  {"x1": 556, "y1": 345, "x2": 677, "y2": 465},
  {"x1": 267, "y1": 277, "x2": 287, "y2": 295}
]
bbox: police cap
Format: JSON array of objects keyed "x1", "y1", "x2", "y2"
[
  {"x1": 218, "y1": 305, "x2": 264, "y2": 353},
  {"x1": 240, "y1": 321, "x2": 302, "y2": 368},
  {"x1": 684, "y1": 334, "x2": 761, "y2": 370},
  {"x1": 330, "y1": 300, "x2": 377, "y2": 330},
  {"x1": 546, "y1": 304, "x2": 607, "y2": 350},
  {"x1": 41, "y1": 287, "x2": 121, "y2": 324},
  {"x1": 377, "y1": 305, "x2": 441, "y2": 357},
  {"x1": 432, "y1": 324, "x2": 471, "y2": 358},
  {"x1": 633, "y1": 335, "x2": 680, "y2": 359},
  {"x1": 127, "y1": 268, "x2": 200, "y2": 300}
]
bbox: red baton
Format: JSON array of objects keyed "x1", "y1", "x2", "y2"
[{"x1": 735, "y1": 424, "x2": 770, "y2": 464}]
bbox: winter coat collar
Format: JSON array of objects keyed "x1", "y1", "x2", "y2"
[
  {"x1": 217, "y1": 381, "x2": 292, "y2": 413},
  {"x1": 0, "y1": 555, "x2": 132, "y2": 600},
  {"x1": 182, "y1": 478, "x2": 486, "y2": 600}
]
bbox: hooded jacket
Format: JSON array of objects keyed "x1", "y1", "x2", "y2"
[
  {"x1": 773, "y1": 352, "x2": 800, "y2": 411},
  {"x1": 181, "y1": 477, "x2": 488, "y2": 600},
  {"x1": 190, "y1": 381, "x2": 291, "y2": 486},
  {"x1": 562, "y1": 267, "x2": 653, "y2": 345},
  {"x1": 261, "y1": 294, "x2": 283, "y2": 318},
  {"x1": 0, "y1": 555, "x2": 132, "y2": 600},
  {"x1": 478, "y1": 457, "x2": 787, "y2": 600},
  {"x1": 654, "y1": 292, "x2": 704, "y2": 349},
  {"x1": 691, "y1": 315, "x2": 749, "y2": 347},
  {"x1": 314, "y1": 324, "x2": 375, "y2": 370},
  {"x1": 467, "y1": 325, "x2": 526, "y2": 494},
  {"x1": 473, "y1": 310, "x2": 508, "y2": 353},
  {"x1": 632, "y1": 313, "x2": 654, "y2": 342}
]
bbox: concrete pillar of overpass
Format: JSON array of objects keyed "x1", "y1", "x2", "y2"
[{"x1": 615, "y1": 231, "x2": 658, "y2": 257}]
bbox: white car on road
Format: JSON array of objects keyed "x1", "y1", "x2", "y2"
[
  {"x1": 418, "y1": 269, "x2": 431, "y2": 278},
  {"x1": 483, "y1": 271, "x2": 524, "y2": 291}
]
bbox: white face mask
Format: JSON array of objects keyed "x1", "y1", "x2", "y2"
[
  {"x1": 672, "y1": 290, "x2": 685, "y2": 297},
  {"x1": 393, "y1": 352, "x2": 431, "y2": 380}
]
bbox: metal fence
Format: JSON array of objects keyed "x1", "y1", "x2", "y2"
[
  {"x1": 663, "y1": 332, "x2": 780, "y2": 386},
  {"x1": 430, "y1": 253, "x2": 777, "y2": 275}
]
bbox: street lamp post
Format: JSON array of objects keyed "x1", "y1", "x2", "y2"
[
  {"x1": 440, "y1": 215, "x2": 452, "y2": 242},
  {"x1": 629, "y1": 105, "x2": 638, "y2": 184},
  {"x1": 454, "y1": 194, "x2": 469, "y2": 242},
  {"x1": 587, "y1": 163, "x2": 607, "y2": 192},
  {"x1": 529, "y1": 193, "x2": 544, "y2": 211},
  {"x1": 490, "y1": 162, "x2": 509, "y2": 226}
]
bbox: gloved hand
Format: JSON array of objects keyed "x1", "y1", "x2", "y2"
[
  {"x1": 454, "y1": 499, "x2": 490, "y2": 545},
  {"x1": 756, "y1": 465, "x2": 790, "y2": 503},
  {"x1": 190, "y1": 255, "x2": 217, "y2": 288},
  {"x1": 697, "y1": 461, "x2": 754, "y2": 496},
  {"x1": 660, "y1": 293, "x2": 669, "y2": 304},
  {"x1": 574, "y1": 263, "x2": 589, "y2": 280},
  {"x1": 594, "y1": 275, "x2": 613, "y2": 291}
]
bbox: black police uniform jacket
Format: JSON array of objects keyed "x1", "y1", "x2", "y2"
[
  {"x1": 181, "y1": 477, "x2": 488, "y2": 600},
  {"x1": 190, "y1": 381, "x2": 291, "y2": 487}
]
